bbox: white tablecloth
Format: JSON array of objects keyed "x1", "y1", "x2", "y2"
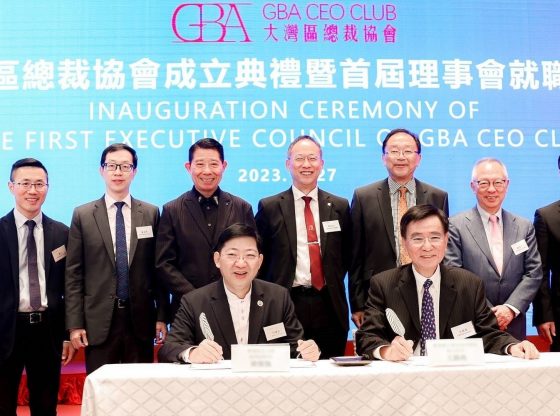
[{"x1": 81, "y1": 353, "x2": 560, "y2": 416}]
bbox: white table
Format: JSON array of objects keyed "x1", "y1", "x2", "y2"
[{"x1": 82, "y1": 353, "x2": 560, "y2": 416}]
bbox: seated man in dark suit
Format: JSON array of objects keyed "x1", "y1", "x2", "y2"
[
  {"x1": 356, "y1": 204, "x2": 539, "y2": 361},
  {"x1": 158, "y1": 224, "x2": 320, "y2": 364}
]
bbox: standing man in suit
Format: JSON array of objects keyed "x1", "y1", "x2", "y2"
[
  {"x1": 350, "y1": 128, "x2": 448, "y2": 327},
  {"x1": 356, "y1": 204, "x2": 539, "y2": 361},
  {"x1": 532, "y1": 155, "x2": 560, "y2": 351},
  {"x1": 445, "y1": 158, "x2": 542, "y2": 341},
  {"x1": 0, "y1": 158, "x2": 74, "y2": 416},
  {"x1": 65, "y1": 143, "x2": 168, "y2": 374},
  {"x1": 158, "y1": 223, "x2": 320, "y2": 363},
  {"x1": 255, "y1": 135, "x2": 351, "y2": 358},
  {"x1": 156, "y1": 138, "x2": 255, "y2": 316}
]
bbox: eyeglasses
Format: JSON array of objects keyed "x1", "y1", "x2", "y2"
[
  {"x1": 473, "y1": 179, "x2": 508, "y2": 190},
  {"x1": 408, "y1": 235, "x2": 444, "y2": 247},
  {"x1": 12, "y1": 181, "x2": 49, "y2": 191},
  {"x1": 384, "y1": 149, "x2": 419, "y2": 158},
  {"x1": 223, "y1": 253, "x2": 259, "y2": 263},
  {"x1": 102, "y1": 163, "x2": 135, "y2": 172},
  {"x1": 291, "y1": 154, "x2": 321, "y2": 164}
]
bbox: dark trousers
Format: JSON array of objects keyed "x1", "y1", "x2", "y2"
[
  {"x1": 85, "y1": 303, "x2": 153, "y2": 374},
  {"x1": 0, "y1": 313, "x2": 61, "y2": 416},
  {"x1": 291, "y1": 286, "x2": 347, "y2": 359}
]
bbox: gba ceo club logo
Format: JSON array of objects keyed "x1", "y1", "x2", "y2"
[
  {"x1": 171, "y1": 2, "x2": 252, "y2": 43},
  {"x1": 171, "y1": 2, "x2": 397, "y2": 43}
]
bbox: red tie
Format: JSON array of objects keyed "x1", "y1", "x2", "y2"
[{"x1": 302, "y1": 196, "x2": 325, "y2": 290}]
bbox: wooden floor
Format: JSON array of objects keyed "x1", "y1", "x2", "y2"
[{"x1": 17, "y1": 405, "x2": 81, "y2": 416}]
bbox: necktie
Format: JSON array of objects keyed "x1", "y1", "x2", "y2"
[
  {"x1": 115, "y1": 202, "x2": 129, "y2": 300},
  {"x1": 420, "y1": 279, "x2": 436, "y2": 356},
  {"x1": 489, "y1": 215, "x2": 503, "y2": 275},
  {"x1": 302, "y1": 196, "x2": 325, "y2": 290},
  {"x1": 25, "y1": 220, "x2": 41, "y2": 310},
  {"x1": 398, "y1": 186, "x2": 411, "y2": 265}
]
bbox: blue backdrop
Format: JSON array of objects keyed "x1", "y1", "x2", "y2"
[{"x1": 1, "y1": 0, "x2": 559, "y2": 336}]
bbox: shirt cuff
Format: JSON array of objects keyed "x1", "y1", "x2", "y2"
[
  {"x1": 503, "y1": 343, "x2": 516, "y2": 355},
  {"x1": 504, "y1": 304, "x2": 520, "y2": 317},
  {"x1": 373, "y1": 345, "x2": 390, "y2": 360},
  {"x1": 179, "y1": 347, "x2": 196, "y2": 363}
]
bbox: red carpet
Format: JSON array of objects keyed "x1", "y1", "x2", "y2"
[{"x1": 17, "y1": 362, "x2": 85, "y2": 406}]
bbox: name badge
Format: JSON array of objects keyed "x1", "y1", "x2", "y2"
[
  {"x1": 136, "y1": 226, "x2": 154, "y2": 239},
  {"x1": 451, "y1": 321, "x2": 476, "y2": 339},
  {"x1": 51, "y1": 245, "x2": 67, "y2": 262},
  {"x1": 263, "y1": 322, "x2": 287, "y2": 341},
  {"x1": 322, "y1": 220, "x2": 341, "y2": 233},
  {"x1": 231, "y1": 344, "x2": 290, "y2": 372},
  {"x1": 427, "y1": 339, "x2": 484, "y2": 366},
  {"x1": 511, "y1": 239, "x2": 529, "y2": 255}
]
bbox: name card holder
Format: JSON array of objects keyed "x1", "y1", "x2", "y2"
[
  {"x1": 231, "y1": 344, "x2": 290, "y2": 372},
  {"x1": 426, "y1": 339, "x2": 485, "y2": 366}
]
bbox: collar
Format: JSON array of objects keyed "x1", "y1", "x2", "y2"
[
  {"x1": 223, "y1": 280, "x2": 252, "y2": 302},
  {"x1": 291, "y1": 185, "x2": 319, "y2": 201},
  {"x1": 388, "y1": 177, "x2": 416, "y2": 195},
  {"x1": 105, "y1": 193, "x2": 132, "y2": 209},
  {"x1": 412, "y1": 264, "x2": 441, "y2": 291},
  {"x1": 193, "y1": 186, "x2": 220, "y2": 206},
  {"x1": 476, "y1": 204, "x2": 503, "y2": 224},
  {"x1": 14, "y1": 208, "x2": 42, "y2": 229}
]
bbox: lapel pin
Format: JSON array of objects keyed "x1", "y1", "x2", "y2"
[
  {"x1": 327, "y1": 202, "x2": 332, "y2": 207},
  {"x1": 257, "y1": 300, "x2": 263, "y2": 307}
]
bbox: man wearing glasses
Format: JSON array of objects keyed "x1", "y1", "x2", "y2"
[
  {"x1": 445, "y1": 158, "x2": 542, "y2": 340},
  {"x1": 0, "y1": 158, "x2": 74, "y2": 415},
  {"x1": 158, "y1": 223, "x2": 320, "y2": 363},
  {"x1": 350, "y1": 128, "x2": 449, "y2": 328},
  {"x1": 255, "y1": 135, "x2": 351, "y2": 358},
  {"x1": 65, "y1": 143, "x2": 168, "y2": 374},
  {"x1": 356, "y1": 204, "x2": 539, "y2": 361}
]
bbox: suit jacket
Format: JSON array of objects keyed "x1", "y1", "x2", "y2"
[
  {"x1": 158, "y1": 279, "x2": 304, "y2": 362},
  {"x1": 356, "y1": 264, "x2": 520, "y2": 359},
  {"x1": 155, "y1": 188, "x2": 255, "y2": 312},
  {"x1": 445, "y1": 207, "x2": 542, "y2": 340},
  {"x1": 255, "y1": 188, "x2": 351, "y2": 331},
  {"x1": 0, "y1": 210, "x2": 68, "y2": 363},
  {"x1": 65, "y1": 196, "x2": 167, "y2": 346},
  {"x1": 349, "y1": 178, "x2": 449, "y2": 312},
  {"x1": 532, "y1": 201, "x2": 560, "y2": 328}
]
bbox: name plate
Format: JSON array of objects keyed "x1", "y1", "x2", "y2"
[
  {"x1": 231, "y1": 344, "x2": 290, "y2": 372},
  {"x1": 426, "y1": 339, "x2": 484, "y2": 366}
]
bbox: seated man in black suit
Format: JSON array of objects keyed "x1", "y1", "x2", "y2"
[
  {"x1": 158, "y1": 224, "x2": 320, "y2": 363},
  {"x1": 356, "y1": 204, "x2": 539, "y2": 361}
]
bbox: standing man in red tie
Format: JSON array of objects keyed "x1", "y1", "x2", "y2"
[
  {"x1": 256, "y1": 135, "x2": 351, "y2": 358},
  {"x1": 350, "y1": 129, "x2": 449, "y2": 328},
  {"x1": 65, "y1": 143, "x2": 168, "y2": 374},
  {"x1": 445, "y1": 158, "x2": 542, "y2": 341},
  {"x1": 0, "y1": 158, "x2": 74, "y2": 416}
]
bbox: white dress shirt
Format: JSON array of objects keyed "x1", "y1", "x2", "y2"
[
  {"x1": 292, "y1": 186, "x2": 321, "y2": 288},
  {"x1": 104, "y1": 193, "x2": 132, "y2": 257},
  {"x1": 412, "y1": 265, "x2": 441, "y2": 355}
]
